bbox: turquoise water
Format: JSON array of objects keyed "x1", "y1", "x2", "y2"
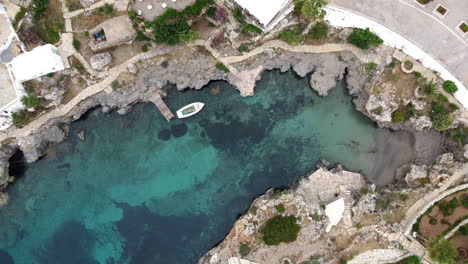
[{"x1": 1, "y1": 70, "x2": 386, "y2": 263}]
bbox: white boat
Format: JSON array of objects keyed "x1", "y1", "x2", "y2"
[{"x1": 176, "y1": 102, "x2": 204, "y2": 118}]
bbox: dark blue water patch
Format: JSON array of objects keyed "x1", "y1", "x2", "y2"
[
  {"x1": 34, "y1": 221, "x2": 97, "y2": 264},
  {"x1": 0, "y1": 250, "x2": 14, "y2": 264}
]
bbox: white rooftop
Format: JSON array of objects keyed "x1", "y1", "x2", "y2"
[
  {"x1": 10, "y1": 44, "x2": 65, "y2": 82},
  {"x1": 234, "y1": 0, "x2": 291, "y2": 27},
  {"x1": 325, "y1": 197, "x2": 345, "y2": 232}
]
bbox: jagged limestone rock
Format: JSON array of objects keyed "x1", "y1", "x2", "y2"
[
  {"x1": 90, "y1": 52, "x2": 112, "y2": 71},
  {"x1": 405, "y1": 164, "x2": 428, "y2": 186}
]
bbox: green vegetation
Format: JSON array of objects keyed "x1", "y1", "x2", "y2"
[
  {"x1": 183, "y1": 0, "x2": 211, "y2": 17},
  {"x1": 347, "y1": 28, "x2": 383, "y2": 50},
  {"x1": 238, "y1": 43, "x2": 249, "y2": 53},
  {"x1": 233, "y1": 7, "x2": 245, "y2": 23},
  {"x1": 399, "y1": 256, "x2": 421, "y2": 264},
  {"x1": 461, "y1": 194, "x2": 468, "y2": 207},
  {"x1": 438, "y1": 94, "x2": 448, "y2": 102},
  {"x1": 12, "y1": 110, "x2": 33, "y2": 127},
  {"x1": 414, "y1": 71, "x2": 422, "y2": 78},
  {"x1": 442, "y1": 80, "x2": 458, "y2": 94},
  {"x1": 215, "y1": 62, "x2": 230, "y2": 73},
  {"x1": 429, "y1": 218, "x2": 437, "y2": 225},
  {"x1": 450, "y1": 128, "x2": 466, "y2": 143},
  {"x1": 12, "y1": 7, "x2": 27, "y2": 29},
  {"x1": 260, "y1": 216, "x2": 301, "y2": 245},
  {"x1": 98, "y1": 3, "x2": 114, "y2": 14},
  {"x1": 21, "y1": 95, "x2": 41, "y2": 108},
  {"x1": 372, "y1": 106, "x2": 383, "y2": 115},
  {"x1": 438, "y1": 198, "x2": 459, "y2": 216},
  {"x1": 459, "y1": 225, "x2": 467, "y2": 235},
  {"x1": 360, "y1": 187, "x2": 369, "y2": 195},
  {"x1": 141, "y1": 44, "x2": 148, "y2": 52},
  {"x1": 423, "y1": 81, "x2": 438, "y2": 95},
  {"x1": 280, "y1": 27, "x2": 303, "y2": 44},
  {"x1": 339, "y1": 259, "x2": 347, "y2": 264},
  {"x1": 365, "y1": 62, "x2": 377, "y2": 71},
  {"x1": 72, "y1": 35, "x2": 81, "y2": 51},
  {"x1": 249, "y1": 206, "x2": 257, "y2": 215},
  {"x1": 152, "y1": 9, "x2": 195, "y2": 45},
  {"x1": 275, "y1": 204, "x2": 286, "y2": 213},
  {"x1": 294, "y1": 0, "x2": 327, "y2": 21},
  {"x1": 387, "y1": 60, "x2": 396, "y2": 68},
  {"x1": 426, "y1": 236, "x2": 459, "y2": 264},
  {"x1": 111, "y1": 80, "x2": 120, "y2": 89},
  {"x1": 206, "y1": 6, "x2": 217, "y2": 17},
  {"x1": 241, "y1": 24, "x2": 262, "y2": 36},
  {"x1": 33, "y1": 23, "x2": 62, "y2": 44},
  {"x1": 430, "y1": 101, "x2": 453, "y2": 131},
  {"x1": 239, "y1": 243, "x2": 250, "y2": 257},
  {"x1": 32, "y1": 0, "x2": 48, "y2": 20},
  {"x1": 309, "y1": 22, "x2": 328, "y2": 39},
  {"x1": 136, "y1": 31, "x2": 150, "y2": 41},
  {"x1": 391, "y1": 110, "x2": 405, "y2": 123},
  {"x1": 403, "y1": 60, "x2": 413, "y2": 70}
]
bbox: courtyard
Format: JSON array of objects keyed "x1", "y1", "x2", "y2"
[{"x1": 132, "y1": 0, "x2": 196, "y2": 21}]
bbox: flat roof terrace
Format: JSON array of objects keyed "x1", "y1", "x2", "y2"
[
  {"x1": 132, "y1": 0, "x2": 196, "y2": 21},
  {"x1": 0, "y1": 63, "x2": 17, "y2": 110},
  {"x1": 0, "y1": 13, "x2": 13, "y2": 51}
]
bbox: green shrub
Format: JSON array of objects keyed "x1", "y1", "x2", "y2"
[
  {"x1": 33, "y1": 23, "x2": 61, "y2": 44},
  {"x1": 215, "y1": 62, "x2": 230, "y2": 73},
  {"x1": 206, "y1": 6, "x2": 217, "y2": 17},
  {"x1": 426, "y1": 236, "x2": 458, "y2": 264},
  {"x1": 412, "y1": 219, "x2": 420, "y2": 233},
  {"x1": 443, "y1": 80, "x2": 458, "y2": 94},
  {"x1": 275, "y1": 204, "x2": 286, "y2": 213},
  {"x1": 72, "y1": 35, "x2": 81, "y2": 51},
  {"x1": 400, "y1": 194, "x2": 408, "y2": 201},
  {"x1": 405, "y1": 103, "x2": 415, "y2": 120},
  {"x1": 233, "y1": 8, "x2": 245, "y2": 23},
  {"x1": 387, "y1": 61, "x2": 396, "y2": 68},
  {"x1": 365, "y1": 62, "x2": 377, "y2": 71},
  {"x1": 298, "y1": 0, "x2": 327, "y2": 21},
  {"x1": 12, "y1": 110, "x2": 33, "y2": 127},
  {"x1": 339, "y1": 259, "x2": 347, "y2": 264},
  {"x1": 391, "y1": 110, "x2": 405, "y2": 123},
  {"x1": 141, "y1": 44, "x2": 148, "y2": 52},
  {"x1": 239, "y1": 243, "x2": 250, "y2": 256},
  {"x1": 448, "y1": 103, "x2": 459, "y2": 111},
  {"x1": 32, "y1": 0, "x2": 49, "y2": 20},
  {"x1": 241, "y1": 24, "x2": 262, "y2": 35},
  {"x1": 429, "y1": 218, "x2": 437, "y2": 225},
  {"x1": 414, "y1": 71, "x2": 422, "y2": 78},
  {"x1": 136, "y1": 31, "x2": 150, "y2": 41},
  {"x1": 293, "y1": 0, "x2": 304, "y2": 15},
  {"x1": 13, "y1": 7, "x2": 27, "y2": 29},
  {"x1": 347, "y1": 28, "x2": 383, "y2": 50},
  {"x1": 401, "y1": 256, "x2": 421, "y2": 264},
  {"x1": 438, "y1": 94, "x2": 448, "y2": 102},
  {"x1": 260, "y1": 216, "x2": 301, "y2": 245},
  {"x1": 459, "y1": 225, "x2": 467, "y2": 235},
  {"x1": 460, "y1": 195, "x2": 468, "y2": 207},
  {"x1": 183, "y1": 0, "x2": 210, "y2": 17},
  {"x1": 111, "y1": 80, "x2": 120, "y2": 89},
  {"x1": 424, "y1": 81, "x2": 438, "y2": 95},
  {"x1": 438, "y1": 198, "x2": 459, "y2": 216},
  {"x1": 372, "y1": 106, "x2": 383, "y2": 115},
  {"x1": 98, "y1": 3, "x2": 114, "y2": 14},
  {"x1": 249, "y1": 206, "x2": 257, "y2": 215},
  {"x1": 451, "y1": 129, "x2": 465, "y2": 143},
  {"x1": 21, "y1": 95, "x2": 41, "y2": 108},
  {"x1": 238, "y1": 43, "x2": 249, "y2": 53},
  {"x1": 153, "y1": 18, "x2": 194, "y2": 45},
  {"x1": 280, "y1": 27, "x2": 303, "y2": 44},
  {"x1": 431, "y1": 101, "x2": 445, "y2": 114},
  {"x1": 360, "y1": 187, "x2": 369, "y2": 195},
  {"x1": 309, "y1": 22, "x2": 328, "y2": 40}
]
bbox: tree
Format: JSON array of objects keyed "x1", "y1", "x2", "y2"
[
  {"x1": 21, "y1": 95, "x2": 41, "y2": 108},
  {"x1": 426, "y1": 236, "x2": 459, "y2": 264},
  {"x1": 443, "y1": 80, "x2": 458, "y2": 94},
  {"x1": 309, "y1": 21, "x2": 328, "y2": 40},
  {"x1": 260, "y1": 215, "x2": 301, "y2": 245},
  {"x1": 347, "y1": 28, "x2": 383, "y2": 50},
  {"x1": 298, "y1": 0, "x2": 327, "y2": 21}
]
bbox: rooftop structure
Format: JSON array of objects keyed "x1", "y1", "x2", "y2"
[
  {"x1": 88, "y1": 16, "x2": 136, "y2": 52},
  {"x1": 325, "y1": 197, "x2": 345, "y2": 232},
  {"x1": 10, "y1": 44, "x2": 65, "y2": 82},
  {"x1": 225, "y1": 0, "x2": 294, "y2": 30}
]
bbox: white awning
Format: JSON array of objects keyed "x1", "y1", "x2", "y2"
[{"x1": 325, "y1": 197, "x2": 345, "y2": 232}]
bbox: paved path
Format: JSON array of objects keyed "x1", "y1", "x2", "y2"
[
  {"x1": 444, "y1": 218, "x2": 468, "y2": 240},
  {"x1": 328, "y1": 0, "x2": 468, "y2": 103}
]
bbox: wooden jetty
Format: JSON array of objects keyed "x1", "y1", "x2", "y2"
[{"x1": 146, "y1": 88, "x2": 175, "y2": 121}]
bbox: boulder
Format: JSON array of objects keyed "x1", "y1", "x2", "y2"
[
  {"x1": 90, "y1": 52, "x2": 112, "y2": 70},
  {"x1": 410, "y1": 116, "x2": 432, "y2": 131},
  {"x1": 404, "y1": 164, "x2": 428, "y2": 186}
]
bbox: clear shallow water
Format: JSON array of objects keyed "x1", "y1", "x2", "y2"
[{"x1": 1, "y1": 70, "x2": 392, "y2": 263}]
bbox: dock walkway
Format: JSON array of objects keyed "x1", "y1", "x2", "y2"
[{"x1": 145, "y1": 88, "x2": 175, "y2": 121}]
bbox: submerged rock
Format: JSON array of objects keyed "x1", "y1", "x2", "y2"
[{"x1": 77, "y1": 130, "x2": 86, "y2": 141}]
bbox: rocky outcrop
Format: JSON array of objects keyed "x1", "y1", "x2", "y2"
[
  {"x1": 90, "y1": 52, "x2": 112, "y2": 71},
  {"x1": 404, "y1": 165, "x2": 428, "y2": 187},
  {"x1": 199, "y1": 165, "x2": 365, "y2": 264}
]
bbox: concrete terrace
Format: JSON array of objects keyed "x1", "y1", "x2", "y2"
[
  {"x1": 329, "y1": 0, "x2": 468, "y2": 91},
  {"x1": 133, "y1": 0, "x2": 196, "y2": 21}
]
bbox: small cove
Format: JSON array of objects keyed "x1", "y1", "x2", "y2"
[{"x1": 0, "y1": 70, "x2": 439, "y2": 263}]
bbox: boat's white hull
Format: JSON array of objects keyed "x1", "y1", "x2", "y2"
[{"x1": 176, "y1": 102, "x2": 205, "y2": 118}]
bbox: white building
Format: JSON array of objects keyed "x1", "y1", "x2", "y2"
[
  {"x1": 10, "y1": 44, "x2": 65, "y2": 82},
  {"x1": 0, "y1": 3, "x2": 65, "y2": 130},
  {"x1": 225, "y1": 0, "x2": 294, "y2": 31}
]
